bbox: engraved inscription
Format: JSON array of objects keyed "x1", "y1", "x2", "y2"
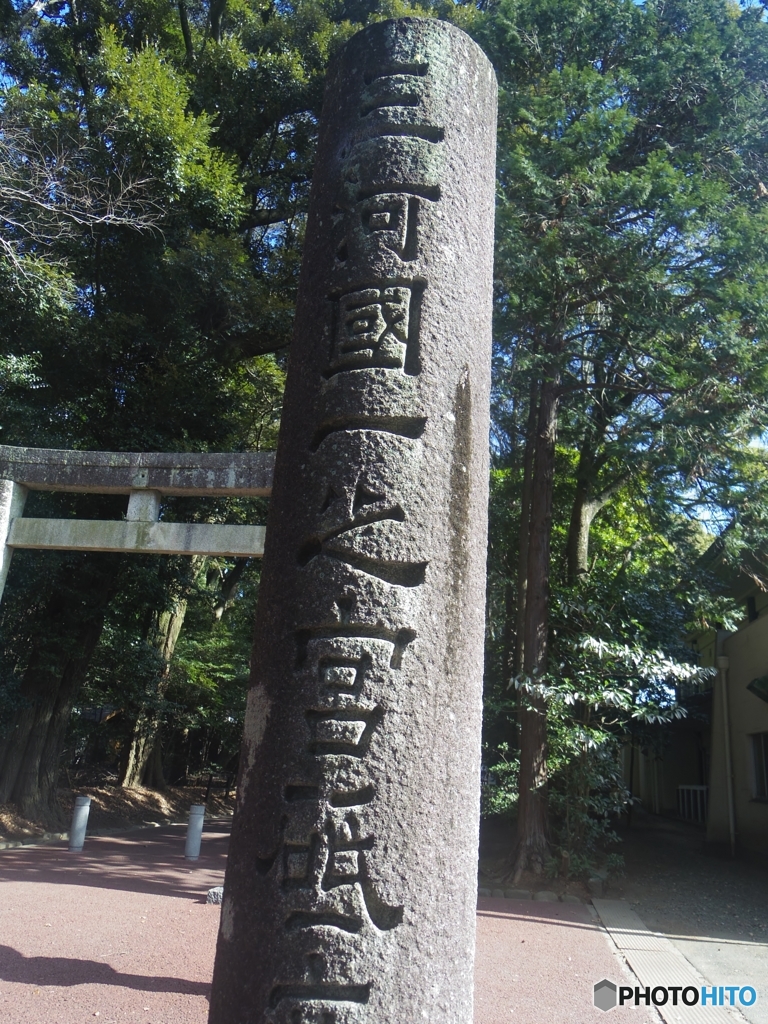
[
  {"x1": 306, "y1": 705, "x2": 384, "y2": 756},
  {"x1": 265, "y1": 634, "x2": 409, "y2": 951},
  {"x1": 359, "y1": 62, "x2": 444, "y2": 143},
  {"x1": 243, "y1": 28, "x2": 440, "y2": 1024},
  {"x1": 207, "y1": 18, "x2": 496, "y2": 1024},
  {"x1": 270, "y1": 982, "x2": 371, "y2": 1006},
  {"x1": 268, "y1": 953, "x2": 370, "y2": 1024},
  {"x1": 360, "y1": 75, "x2": 422, "y2": 116},
  {"x1": 361, "y1": 194, "x2": 415, "y2": 259},
  {"x1": 300, "y1": 479, "x2": 406, "y2": 560},
  {"x1": 331, "y1": 286, "x2": 409, "y2": 372},
  {"x1": 288, "y1": 1010, "x2": 337, "y2": 1024},
  {"x1": 271, "y1": 979, "x2": 370, "y2": 1010},
  {"x1": 298, "y1": 473, "x2": 427, "y2": 588},
  {"x1": 310, "y1": 417, "x2": 426, "y2": 453},
  {"x1": 326, "y1": 284, "x2": 422, "y2": 376},
  {"x1": 335, "y1": 192, "x2": 423, "y2": 265},
  {"x1": 279, "y1": 813, "x2": 403, "y2": 931},
  {"x1": 299, "y1": 433, "x2": 429, "y2": 588},
  {"x1": 296, "y1": 626, "x2": 416, "y2": 670},
  {"x1": 360, "y1": 62, "x2": 428, "y2": 111},
  {"x1": 339, "y1": 137, "x2": 444, "y2": 205},
  {"x1": 363, "y1": 61, "x2": 428, "y2": 83}
]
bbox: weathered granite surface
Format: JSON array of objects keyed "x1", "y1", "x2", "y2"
[{"x1": 208, "y1": 18, "x2": 496, "y2": 1024}]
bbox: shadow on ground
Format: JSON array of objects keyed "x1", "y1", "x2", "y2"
[
  {"x1": 0, "y1": 945, "x2": 210, "y2": 995},
  {"x1": 613, "y1": 808, "x2": 768, "y2": 945},
  {"x1": 477, "y1": 899, "x2": 600, "y2": 932},
  {"x1": 478, "y1": 807, "x2": 768, "y2": 948},
  {"x1": 0, "y1": 821, "x2": 231, "y2": 900}
]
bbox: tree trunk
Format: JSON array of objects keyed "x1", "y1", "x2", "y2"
[
  {"x1": 566, "y1": 434, "x2": 598, "y2": 584},
  {"x1": 565, "y1": 382, "x2": 637, "y2": 585},
  {"x1": 566, "y1": 481, "x2": 603, "y2": 584},
  {"x1": 14, "y1": 617, "x2": 105, "y2": 823},
  {"x1": 143, "y1": 731, "x2": 166, "y2": 789},
  {"x1": 566, "y1": 436, "x2": 630, "y2": 584},
  {"x1": 178, "y1": 0, "x2": 194, "y2": 63},
  {"x1": 209, "y1": 0, "x2": 227, "y2": 43},
  {"x1": 0, "y1": 558, "x2": 117, "y2": 822},
  {"x1": 500, "y1": 581, "x2": 516, "y2": 689},
  {"x1": 120, "y1": 596, "x2": 190, "y2": 789},
  {"x1": 0, "y1": 657, "x2": 53, "y2": 805},
  {"x1": 513, "y1": 381, "x2": 538, "y2": 677},
  {"x1": 512, "y1": 368, "x2": 560, "y2": 880},
  {"x1": 120, "y1": 710, "x2": 158, "y2": 789},
  {"x1": 213, "y1": 557, "x2": 250, "y2": 620}
]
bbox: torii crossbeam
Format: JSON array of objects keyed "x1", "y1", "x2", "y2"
[{"x1": 0, "y1": 445, "x2": 275, "y2": 602}]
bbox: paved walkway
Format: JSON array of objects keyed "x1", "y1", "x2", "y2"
[
  {"x1": 0, "y1": 824, "x2": 228, "y2": 1023},
  {"x1": 474, "y1": 896, "x2": 644, "y2": 1024},
  {"x1": 611, "y1": 814, "x2": 768, "y2": 1024},
  {"x1": 0, "y1": 823, "x2": 732, "y2": 1024}
]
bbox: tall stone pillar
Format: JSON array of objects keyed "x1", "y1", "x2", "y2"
[{"x1": 208, "y1": 18, "x2": 497, "y2": 1024}]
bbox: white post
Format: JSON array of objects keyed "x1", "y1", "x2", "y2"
[
  {"x1": 185, "y1": 804, "x2": 206, "y2": 860},
  {"x1": 0, "y1": 479, "x2": 28, "y2": 603},
  {"x1": 69, "y1": 795, "x2": 91, "y2": 852}
]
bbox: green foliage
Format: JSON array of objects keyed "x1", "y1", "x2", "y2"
[
  {"x1": 65, "y1": 554, "x2": 258, "y2": 778},
  {"x1": 1, "y1": 0, "x2": 456, "y2": 796},
  {"x1": 3, "y1": 0, "x2": 768, "y2": 824},
  {"x1": 481, "y1": 742, "x2": 520, "y2": 816},
  {"x1": 478, "y1": 0, "x2": 768, "y2": 865},
  {"x1": 164, "y1": 568, "x2": 259, "y2": 769}
]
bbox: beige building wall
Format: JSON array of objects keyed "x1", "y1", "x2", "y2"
[{"x1": 706, "y1": 618, "x2": 768, "y2": 855}]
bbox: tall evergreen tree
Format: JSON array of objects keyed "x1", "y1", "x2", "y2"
[{"x1": 473, "y1": 0, "x2": 768, "y2": 876}]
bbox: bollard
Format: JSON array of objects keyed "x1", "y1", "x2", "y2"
[
  {"x1": 68, "y1": 795, "x2": 91, "y2": 852},
  {"x1": 185, "y1": 804, "x2": 205, "y2": 860}
]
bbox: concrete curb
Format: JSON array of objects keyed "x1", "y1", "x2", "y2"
[{"x1": 477, "y1": 886, "x2": 583, "y2": 903}]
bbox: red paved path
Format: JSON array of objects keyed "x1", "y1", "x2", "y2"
[{"x1": 0, "y1": 826, "x2": 648, "y2": 1023}]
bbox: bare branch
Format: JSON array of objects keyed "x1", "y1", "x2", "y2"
[{"x1": 0, "y1": 118, "x2": 164, "y2": 275}]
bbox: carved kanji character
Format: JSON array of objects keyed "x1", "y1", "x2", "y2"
[
  {"x1": 278, "y1": 809, "x2": 403, "y2": 934},
  {"x1": 298, "y1": 458, "x2": 428, "y2": 589},
  {"x1": 334, "y1": 193, "x2": 420, "y2": 264},
  {"x1": 305, "y1": 704, "x2": 383, "y2": 757},
  {"x1": 358, "y1": 63, "x2": 444, "y2": 143},
  {"x1": 330, "y1": 286, "x2": 411, "y2": 373},
  {"x1": 321, "y1": 813, "x2": 404, "y2": 931}
]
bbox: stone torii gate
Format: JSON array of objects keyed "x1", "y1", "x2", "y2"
[{"x1": 0, "y1": 445, "x2": 275, "y2": 603}]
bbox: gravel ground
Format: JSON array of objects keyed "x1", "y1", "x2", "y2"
[
  {"x1": 0, "y1": 824, "x2": 228, "y2": 1024},
  {"x1": 475, "y1": 897, "x2": 647, "y2": 1024},
  {"x1": 612, "y1": 811, "x2": 768, "y2": 1024},
  {"x1": 479, "y1": 808, "x2": 768, "y2": 944},
  {"x1": 611, "y1": 811, "x2": 768, "y2": 944},
  {"x1": 1, "y1": 811, "x2": 764, "y2": 1024},
  {"x1": 0, "y1": 823, "x2": 635, "y2": 1024},
  {"x1": 478, "y1": 808, "x2": 768, "y2": 1024}
]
